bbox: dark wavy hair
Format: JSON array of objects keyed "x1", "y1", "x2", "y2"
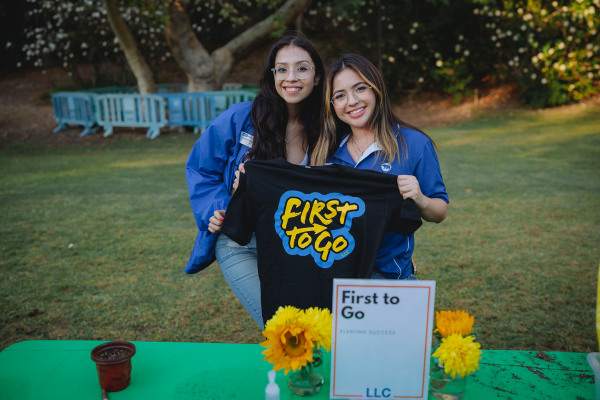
[{"x1": 248, "y1": 35, "x2": 324, "y2": 161}]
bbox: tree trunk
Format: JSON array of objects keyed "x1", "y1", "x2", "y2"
[
  {"x1": 164, "y1": 0, "x2": 314, "y2": 92},
  {"x1": 164, "y1": 0, "x2": 218, "y2": 92},
  {"x1": 104, "y1": 0, "x2": 156, "y2": 93},
  {"x1": 295, "y1": 14, "x2": 303, "y2": 33}
]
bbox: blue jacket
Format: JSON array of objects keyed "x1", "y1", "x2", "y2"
[
  {"x1": 329, "y1": 126, "x2": 449, "y2": 279},
  {"x1": 185, "y1": 102, "x2": 254, "y2": 273}
]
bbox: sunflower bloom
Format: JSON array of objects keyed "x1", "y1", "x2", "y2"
[
  {"x1": 432, "y1": 334, "x2": 482, "y2": 379},
  {"x1": 304, "y1": 307, "x2": 332, "y2": 351},
  {"x1": 434, "y1": 310, "x2": 474, "y2": 338},
  {"x1": 260, "y1": 306, "x2": 332, "y2": 375}
]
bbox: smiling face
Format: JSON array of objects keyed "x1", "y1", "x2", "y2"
[
  {"x1": 273, "y1": 46, "x2": 317, "y2": 105},
  {"x1": 331, "y1": 68, "x2": 376, "y2": 130}
]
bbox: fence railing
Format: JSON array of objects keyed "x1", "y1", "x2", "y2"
[
  {"x1": 160, "y1": 93, "x2": 216, "y2": 134},
  {"x1": 50, "y1": 84, "x2": 254, "y2": 139},
  {"x1": 201, "y1": 90, "x2": 258, "y2": 115},
  {"x1": 94, "y1": 94, "x2": 167, "y2": 139},
  {"x1": 51, "y1": 92, "x2": 98, "y2": 137}
]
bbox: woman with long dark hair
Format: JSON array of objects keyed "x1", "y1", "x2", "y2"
[
  {"x1": 185, "y1": 35, "x2": 324, "y2": 329},
  {"x1": 312, "y1": 54, "x2": 449, "y2": 280}
]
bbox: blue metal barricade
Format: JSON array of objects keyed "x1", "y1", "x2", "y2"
[
  {"x1": 51, "y1": 92, "x2": 98, "y2": 137},
  {"x1": 201, "y1": 90, "x2": 258, "y2": 115},
  {"x1": 241, "y1": 84, "x2": 260, "y2": 94},
  {"x1": 94, "y1": 94, "x2": 167, "y2": 139},
  {"x1": 160, "y1": 93, "x2": 216, "y2": 134}
]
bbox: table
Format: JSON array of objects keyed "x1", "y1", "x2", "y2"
[{"x1": 0, "y1": 341, "x2": 594, "y2": 400}]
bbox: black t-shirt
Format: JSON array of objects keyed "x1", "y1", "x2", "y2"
[{"x1": 221, "y1": 158, "x2": 422, "y2": 323}]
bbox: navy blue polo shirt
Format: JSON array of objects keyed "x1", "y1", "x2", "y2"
[{"x1": 328, "y1": 126, "x2": 449, "y2": 279}]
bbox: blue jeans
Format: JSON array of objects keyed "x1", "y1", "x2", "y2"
[
  {"x1": 370, "y1": 270, "x2": 417, "y2": 280},
  {"x1": 215, "y1": 233, "x2": 264, "y2": 329}
]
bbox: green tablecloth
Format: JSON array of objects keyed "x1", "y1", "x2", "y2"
[{"x1": 0, "y1": 340, "x2": 594, "y2": 399}]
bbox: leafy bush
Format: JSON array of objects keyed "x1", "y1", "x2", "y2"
[
  {"x1": 304, "y1": 0, "x2": 600, "y2": 107},
  {"x1": 15, "y1": 0, "x2": 279, "y2": 76},
  {"x1": 11, "y1": 0, "x2": 600, "y2": 107}
]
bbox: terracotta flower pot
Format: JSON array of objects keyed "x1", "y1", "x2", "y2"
[{"x1": 91, "y1": 341, "x2": 136, "y2": 392}]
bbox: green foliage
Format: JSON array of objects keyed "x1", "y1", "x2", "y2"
[
  {"x1": 304, "y1": 0, "x2": 600, "y2": 107},
  {"x1": 270, "y1": 13, "x2": 287, "y2": 38},
  {"x1": 17, "y1": 0, "x2": 289, "y2": 72},
  {"x1": 478, "y1": 1, "x2": 600, "y2": 107}
]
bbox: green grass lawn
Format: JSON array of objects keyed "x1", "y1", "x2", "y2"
[{"x1": 1, "y1": 105, "x2": 599, "y2": 353}]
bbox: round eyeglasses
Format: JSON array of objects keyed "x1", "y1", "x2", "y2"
[
  {"x1": 331, "y1": 85, "x2": 373, "y2": 109},
  {"x1": 271, "y1": 66, "x2": 315, "y2": 81}
]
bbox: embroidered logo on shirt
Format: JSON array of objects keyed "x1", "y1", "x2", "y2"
[
  {"x1": 274, "y1": 191, "x2": 365, "y2": 268},
  {"x1": 381, "y1": 162, "x2": 392, "y2": 172}
]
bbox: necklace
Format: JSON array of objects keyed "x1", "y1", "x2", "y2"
[
  {"x1": 351, "y1": 135, "x2": 373, "y2": 158},
  {"x1": 285, "y1": 126, "x2": 302, "y2": 144}
]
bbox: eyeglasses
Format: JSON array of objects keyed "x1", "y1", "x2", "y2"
[
  {"x1": 330, "y1": 85, "x2": 373, "y2": 108},
  {"x1": 271, "y1": 66, "x2": 315, "y2": 81}
]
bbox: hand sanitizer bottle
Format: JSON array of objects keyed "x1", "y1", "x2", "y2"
[{"x1": 264, "y1": 370, "x2": 280, "y2": 400}]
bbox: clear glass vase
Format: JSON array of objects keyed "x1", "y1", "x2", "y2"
[
  {"x1": 428, "y1": 369, "x2": 468, "y2": 400},
  {"x1": 287, "y1": 348, "x2": 324, "y2": 397}
]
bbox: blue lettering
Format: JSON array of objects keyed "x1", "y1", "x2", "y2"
[{"x1": 367, "y1": 388, "x2": 389, "y2": 398}]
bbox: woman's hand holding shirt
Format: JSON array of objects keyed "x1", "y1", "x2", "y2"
[
  {"x1": 397, "y1": 174, "x2": 448, "y2": 224},
  {"x1": 209, "y1": 163, "x2": 245, "y2": 233}
]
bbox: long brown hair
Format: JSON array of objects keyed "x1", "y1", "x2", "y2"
[
  {"x1": 248, "y1": 35, "x2": 324, "y2": 161},
  {"x1": 311, "y1": 54, "x2": 438, "y2": 166}
]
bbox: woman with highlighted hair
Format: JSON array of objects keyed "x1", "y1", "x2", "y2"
[{"x1": 311, "y1": 54, "x2": 449, "y2": 280}]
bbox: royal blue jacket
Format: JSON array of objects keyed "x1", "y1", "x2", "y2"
[
  {"x1": 329, "y1": 126, "x2": 449, "y2": 279},
  {"x1": 185, "y1": 102, "x2": 254, "y2": 274}
]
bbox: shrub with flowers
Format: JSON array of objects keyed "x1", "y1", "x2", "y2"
[
  {"x1": 303, "y1": 0, "x2": 600, "y2": 107},
  {"x1": 431, "y1": 310, "x2": 482, "y2": 379},
  {"x1": 260, "y1": 305, "x2": 332, "y2": 375},
  {"x1": 10, "y1": 0, "x2": 288, "y2": 80},
  {"x1": 472, "y1": 1, "x2": 600, "y2": 107}
]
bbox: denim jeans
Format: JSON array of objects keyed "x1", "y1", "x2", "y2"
[
  {"x1": 370, "y1": 270, "x2": 417, "y2": 280},
  {"x1": 214, "y1": 233, "x2": 264, "y2": 329}
]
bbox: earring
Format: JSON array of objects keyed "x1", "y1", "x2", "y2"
[{"x1": 314, "y1": 80, "x2": 320, "y2": 85}]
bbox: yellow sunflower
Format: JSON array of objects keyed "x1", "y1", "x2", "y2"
[
  {"x1": 264, "y1": 305, "x2": 301, "y2": 331},
  {"x1": 304, "y1": 307, "x2": 332, "y2": 352},
  {"x1": 260, "y1": 306, "x2": 332, "y2": 375},
  {"x1": 434, "y1": 310, "x2": 474, "y2": 338},
  {"x1": 432, "y1": 334, "x2": 482, "y2": 379}
]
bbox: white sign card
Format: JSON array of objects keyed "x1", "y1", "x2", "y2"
[{"x1": 330, "y1": 278, "x2": 436, "y2": 399}]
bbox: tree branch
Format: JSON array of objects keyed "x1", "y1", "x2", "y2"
[{"x1": 211, "y1": 0, "x2": 314, "y2": 85}]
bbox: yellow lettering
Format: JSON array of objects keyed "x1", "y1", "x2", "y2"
[
  {"x1": 332, "y1": 236, "x2": 348, "y2": 253},
  {"x1": 300, "y1": 201, "x2": 311, "y2": 224},
  {"x1": 315, "y1": 231, "x2": 332, "y2": 261},
  {"x1": 281, "y1": 198, "x2": 302, "y2": 229},
  {"x1": 337, "y1": 203, "x2": 359, "y2": 225},
  {"x1": 286, "y1": 226, "x2": 302, "y2": 248},
  {"x1": 309, "y1": 200, "x2": 332, "y2": 225},
  {"x1": 298, "y1": 233, "x2": 312, "y2": 249},
  {"x1": 324, "y1": 199, "x2": 340, "y2": 219}
]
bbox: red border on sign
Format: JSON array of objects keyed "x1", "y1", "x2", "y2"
[{"x1": 332, "y1": 284, "x2": 432, "y2": 399}]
